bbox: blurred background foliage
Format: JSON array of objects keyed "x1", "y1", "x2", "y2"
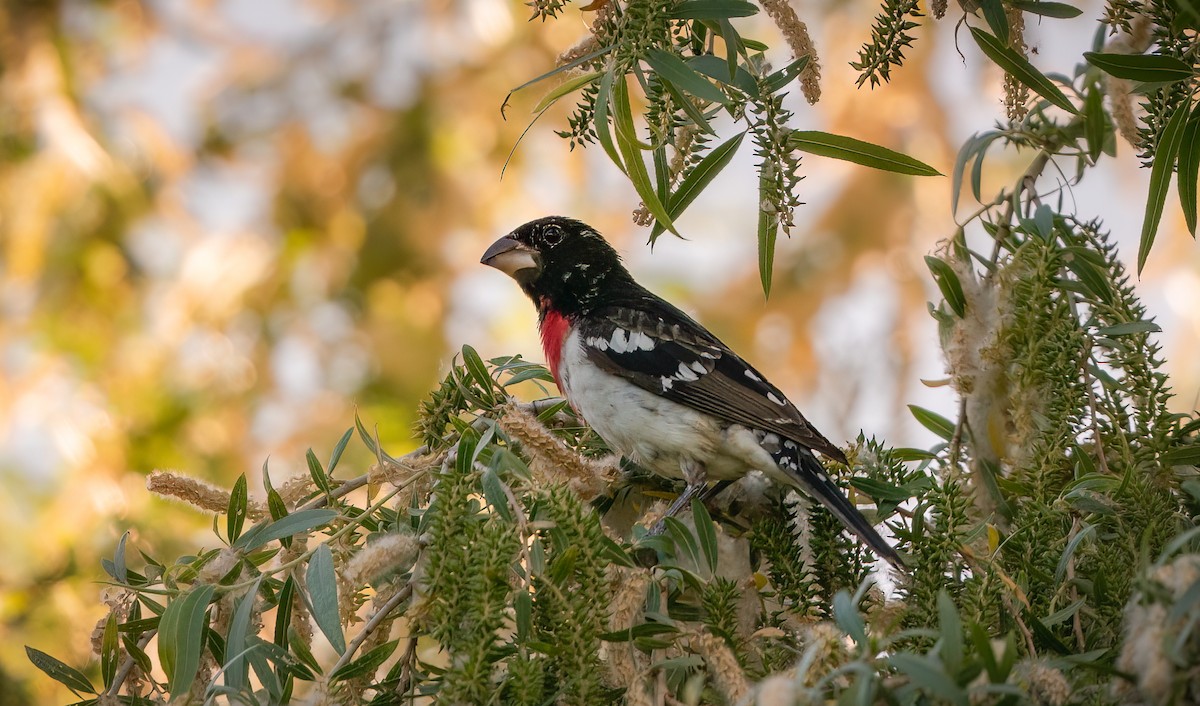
[{"x1": 1, "y1": 0, "x2": 1197, "y2": 702}]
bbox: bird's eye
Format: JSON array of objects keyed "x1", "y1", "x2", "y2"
[{"x1": 542, "y1": 224, "x2": 565, "y2": 246}]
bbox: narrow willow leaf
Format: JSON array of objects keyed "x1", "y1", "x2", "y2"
[
  {"x1": 664, "y1": 517, "x2": 702, "y2": 573},
  {"x1": 646, "y1": 48, "x2": 728, "y2": 104},
  {"x1": 159, "y1": 584, "x2": 216, "y2": 701},
  {"x1": 330, "y1": 640, "x2": 399, "y2": 683},
  {"x1": 662, "y1": 79, "x2": 716, "y2": 136},
  {"x1": 1009, "y1": 1, "x2": 1083, "y2": 17},
  {"x1": 687, "y1": 55, "x2": 758, "y2": 96},
  {"x1": 612, "y1": 77, "x2": 678, "y2": 235},
  {"x1": 461, "y1": 344, "x2": 496, "y2": 404},
  {"x1": 101, "y1": 614, "x2": 119, "y2": 688},
  {"x1": 762, "y1": 55, "x2": 810, "y2": 94},
  {"x1": 328, "y1": 427, "x2": 354, "y2": 475},
  {"x1": 112, "y1": 531, "x2": 129, "y2": 584},
  {"x1": 307, "y1": 449, "x2": 331, "y2": 495},
  {"x1": 1166, "y1": 446, "x2": 1200, "y2": 466},
  {"x1": 306, "y1": 544, "x2": 346, "y2": 654},
  {"x1": 1063, "y1": 246, "x2": 1114, "y2": 304},
  {"x1": 1139, "y1": 101, "x2": 1190, "y2": 272},
  {"x1": 924, "y1": 256, "x2": 967, "y2": 317},
  {"x1": 667, "y1": 0, "x2": 759, "y2": 19},
  {"x1": 789, "y1": 131, "x2": 941, "y2": 176},
  {"x1": 832, "y1": 591, "x2": 866, "y2": 645},
  {"x1": 25, "y1": 647, "x2": 97, "y2": 696},
  {"x1": 532, "y1": 71, "x2": 603, "y2": 114},
  {"x1": 515, "y1": 589, "x2": 533, "y2": 641},
  {"x1": 594, "y1": 68, "x2": 626, "y2": 172},
  {"x1": 507, "y1": 44, "x2": 611, "y2": 96},
  {"x1": 757, "y1": 195, "x2": 776, "y2": 297},
  {"x1": 224, "y1": 574, "x2": 265, "y2": 690},
  {"x1": 275, "y1": 577, "x2": 296, "y2": 649},
  {"x1": 1083, "y1": 52, "x2": 1195, "y2": 82},
  {"x1": 937, "y1": 591, "x2": 964, "y2": 674},
  {"x1": 234, "y1": 509, "x2": 338, "y2": 551},
  {"x1": 971, "y1": 27, "x2": 1076, "y2": 113},
  {"x1": 1178, "y1": 107, "x2": 1200, "y2": 235},
  {"x1": 889, "y1": 653, "x2": 968, "y2": 705},
  {"x1": 481, "y1": 467, "x2": 512, "y2": 522},
  {"x1": 981, "y1": 0, "x2": 1010, "y2": 45},
  {"x1": 691, "y1": 500, "x2": 719, "y2": 575},
  {"x1": 1054, "y1": 524, "x2": 1096, "y2": 582},
  {"x1": 908, "y1": 404, "x2": 955, "y2": 440},
  {"x1": 1083, "y1": 84, "x2": 1107, "y2": 162},
  {"x1": 227, "y1": 474, "x2": 248, "y2": 545},
  {"x1": 650, "y1": 131, "x2": 746, "y2": 241},
  {"x1": 1096, "y1": 320, "x2": 1162, "y2": 336}
]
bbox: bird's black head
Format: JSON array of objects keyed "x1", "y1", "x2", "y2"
[{"x1": 481, "y1": 216, "x2": 634, "y2": 317}]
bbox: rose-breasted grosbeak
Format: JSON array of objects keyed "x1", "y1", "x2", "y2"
[{"x1": 482, "y1": 216, "x2": 901, "y2": 567}]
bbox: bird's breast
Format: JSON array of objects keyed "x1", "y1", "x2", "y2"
[{"x1": 538, "y1": 308, "x2": 571, "y2": 387}]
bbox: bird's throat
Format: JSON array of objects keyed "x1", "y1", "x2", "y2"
[{"x1": 538, "y1": 307, "x2": 570, "y2": 388}]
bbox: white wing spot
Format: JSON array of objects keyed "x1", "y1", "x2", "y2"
[
  {"x1": 660, "y1": 376, "x2": 675, "y2": 391},
  {"x1": 586, "y1": 336, "x2": 608, "y2": 351},
  {"x1": 783, "y1": 440, "x2": 797, "y2": 450},
  {"x1": 628, "y1": 331, "x2": 656, "y2": 351},
  {"x1": 767, "y1": 392, "x2": 787, "y2": 406},
  {"x1": 674, "y1": 362, "x2": 700, "y2": 382},
  {"x1": 700, "y1": 350, "x2": 718, "y2": 359},
  {"x1": 608, "y1": 328, "x2": 631, "y2": 353},
  {"x1": 745, "y1": 369, "x2": 762, "y2": 382},
  {"x1": 816, "y1": 472, "x2": 828, "y2": 482},
  {"x1": 689, "y1": 361, "x2": 707, "y2": 375}
]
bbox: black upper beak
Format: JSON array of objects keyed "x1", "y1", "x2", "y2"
[{"x1": 481, "y1": 236, "x2": 540, "y2": 279}]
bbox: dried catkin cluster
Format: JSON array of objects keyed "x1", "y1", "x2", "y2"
[
  {"x1": 1003, "y1": 8, "x2": 1029, "y2": 121},
  {"x1": 557, "y1": 0, "x2": 613, "y2": 68},
  {"x1": 1014, "y1": 660, "x2": 1071, "y2": 706},
  {"x1": 146, "y1": 469, "x2": 266, "y2": 518},
  {"x1": 1103, "y1": 12, "x2": 1153, "y2": 148},
  {"x1": 498, "y1": 402, "x2": 616, "y2": 500},
  {"x1": 1114, "y1": 554, "x2": 1200, "y2": 704},
  {"x1": 342, "y1": 533, "x2": 420, "y2": 588},
  {"x1": 690, "y1": 630, "x2": 750, "y2": 703},
  {"x1": 605, "y1": 565, "x2": 652, "y2": 688},
  {"x1": 758, "y1": 0, "x2": 822, "y2": 103}
]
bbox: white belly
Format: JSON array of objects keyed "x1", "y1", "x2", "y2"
[{"x1": 557, "y1": 329, "x2": 778, "y2": 482}]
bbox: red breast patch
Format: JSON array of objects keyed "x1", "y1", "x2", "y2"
[{"x1": 538, "y1": 308, "x2": 570, "y2": 388}]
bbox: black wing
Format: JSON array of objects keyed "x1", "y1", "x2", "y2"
[{"x1": 577, "y1": 294, "x2": 848, "y2": 464}]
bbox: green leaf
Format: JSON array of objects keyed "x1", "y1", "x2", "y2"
[
  {"x1": 612, "y1": 76, "x2": 678, "y2": 235},
  {"x1": 224, "y1": 574, "x2": 265, "y2": 690},
  {"x1": 924, "y1": 256, "x2": 967, "y2": 317},
  {"x1": 888, "y1": 653, "x2": 968, "y2": 705},
  {"x1": 328, "y1": 427, "x2": 354, "y2": 475},
  {"x1": 650, "y1": 131, "x2": 746, "y2": 241},
  {"x1": 762, "y1": 55, "x2": 810, "y2": 94},
  {"x1": 234, "y1": 509, "x2": 338, "y2": 551},
  {"x1": 594, "y1": 68, "x2": 626, "y2": 172},
  {"x1": 850, "y1": 477, "x2": 913, "y2": 502},
  {"x1": 691, "y1": 499, "x2": 719, "y2": 575},
  {"x1": 937, "y1": 591, "x2": 964, "y2": 674},
  {"x1": 307, "y1": 448, "x2": 332, "y2": 495},
  {"x1": 687, "y1": 55, "x2": 759, "y2": 96},
  {"x1": 461, "y1": 344, "x2": 497, "y2": 405},
  {"x1": 330, "y1": 640, "x2": 399, "y2": 683},
  {"x1": 662, "y1": 80, "x2": 716, "y2": 136},
  {"x1": 756, "y1": 206, "x2": 776, "y2": 297},
  {"x1": 1054, "y1": 524, "x2": 1095, "y2": 583},
  {"x1": 101, "y1": 613, "x2": 119, "y2": 688},
  {"x1": 515, "y1": 589, "x2": 533, "y2": 642},
  {"x1": 1178, "y1": 106, "x2": 1200, "y2": 235},
  {"x1": 158, "y1": 584, "x2": 216, "y2": 701},
  {"x1": 507, "y1": 43, "x2": 611, "y2": 95},
  {"x1": 532, "y1": 70, "x2": 603, "y2": 114},
  {"x1": 1063, "y1": 246, "x2": 1114, "y2": 304},
  {"x1": 908, "y1": 404, "x2": 956, "y2": 441},
  {"x1": 275, "y1": 577, "x2": 296, "y2": 649},
  {"x1": 1084, "y1": 52, "x2": 1195, "y2": 82},
  {"x1": 789, "y1": 131, "x2": 941, "y2": 176},
  {"x1": 980, "y1": 0, "x2": 1010, "y2": 45},
  {"x1": 1165, "y1": 446, "x2": 1200, "y2": 466},
  {"x1": 646, "y1": 48, "x2": 728, "y2": 104},
  {"x1": 227, "y1": 473, "x2": 248, "y2": 545},
  {"x1": 112, "y1": 531, "x2": 129, "y2": 584},
  {"x1": 1083, "y1": 84, "x2": 1107, "y2": 162},
  {"x1": 306, "y1": 544, "x2": 346, "y2": 654},
  {"x1": 833, "y1": 591, "x2": 866, "y2": 645},
  {"x1": 1139, "y1": 100, "x2": 1191, "y2": 272},
  {"x1": 481, "y1": 467, "x2": 512, "y2": 522},
  {"x1": 667, "y1": 0, "x2": 759, "y2": 19},
  {"x1": 1009, "y1": 1, "x2": 1083, "y2": 17},
  {"x1": 1096, "y1": 320, "x2": 1162, "y2": 336},
  {"x1": 25, "y1": 646, "x2": 96, "y2": 696},
  {"x1": 664, "y1": 517, "x2": 702, "y2": 572},
  {"x1": 970, "y1": 27, "x2": 1076, "y2": 113}
]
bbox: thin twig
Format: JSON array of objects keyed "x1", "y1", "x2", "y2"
[
  {"x1": 329, "y1": 584, "x2": 414, "y2": 674},
  {"x1": 103, "y1": 628, "x2": 157, "y2": 697}
]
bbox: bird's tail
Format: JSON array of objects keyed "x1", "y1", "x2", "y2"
[{"x1": 781, "y1": 446, "x2": 904, "y2": 569}]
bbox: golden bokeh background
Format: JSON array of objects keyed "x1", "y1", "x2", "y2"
[{"x1": 1, "y1": 1, "x2": 1196, "y2": 701}]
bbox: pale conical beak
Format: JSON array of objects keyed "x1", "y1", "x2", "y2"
[{"x1": 481, "y1": 236, "x2": 540, "y2": 279}]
